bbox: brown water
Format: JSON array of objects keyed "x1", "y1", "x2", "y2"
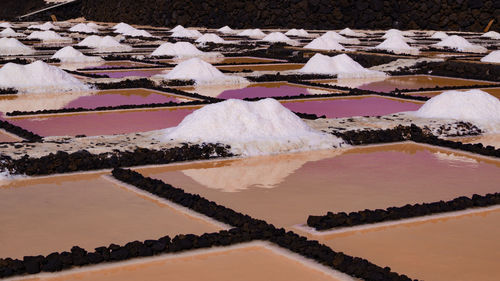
[
  {"x1": 407, "y1": 87, "x2": 500, "y2": 98},
  {"x1": 155, "y1": 57, "x2": 285, "y2": 64},
  {"x1": 135, "y1": 143, "x2": 500, "y2": 228},
  {"x1": 82, "y1": 68, "x2": 170, "y2": 79},
  {"x1": 312, "y1": 209, "x2": 500, "y2": 281},
  {"x1": 311, "y1": 75, "x2": 497, "y2": 93},
  {"x1": 217, "y1": 63, "x2": 304, "y2": 72},
  {"x1": 0, "y1": 173, "x2": 220, "y2": 258},
  {"x1": 0, "y1": 130, "x2": 22, "y2": 142},
  {"x1": 52, "y1": 60, "x2": 156, "y2": 70},
  {"x1": 20, "y1": 245, "x2": 345, "y2": 281}
]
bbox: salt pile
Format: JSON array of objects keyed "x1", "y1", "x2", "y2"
[
  {"x1": 304, "y1": 36, "x2": 345, "y2": 51},
  {"x1": 432, "y1": 35, "x2": 487, "y2": 53},
  {"x1": 159, "y1": 98, "x2": 346, "y2": 156},
  {"x1": 373, "y1": 35, "x2": 419, "y2": 55},
  {"x1": 0, "y1": 22, "x2": 13, "y2": 28},
  {"x1": 69, "y1": 23, "x2": 98, "y2": 34},
  {"x1": 299, "y1": 53, "x2": 387, "y2": 78},
  {"x1": 27, "y1": 30, "x2": 70, "y2": 42},
  {"x1": 320, "y1": 31, "x2": 360, "y2": 44},
  {"x1": 237, "y1": 29, "x2": 267, "y2": 39},
  {"x1": 86, "y1": 23, "x2": 101, "y2": 30},
  {"x1": 77, "y1": 35, "x2": 132, "y2": 52},
  {"x1": 0, "y1": 61, "x2": 91, "y2": 93},
  {"x1": 481, "y1": 31, "x2": 500, "y2": 40},
  {"x1": 0, "y1": 28, "x2": 23, "y2": 37},
  {"x1": 114, "y1": 24, "x2": 153, "y2": 37},
  {"x1": 217, "y1": 26, "x2": 236, "y2": 34},
  {"x1": 285, "y1": 28, "x2": 310, "y2": 37},
  {"x1": 151, "y1": 41, "x2": 221, "y2": 58},
  {"x1": 170, "y1": 29, "x2": 202, "y2": 39},
  {"x1": 112, "y1": 22, "x2": 134, "y2": 31},
  {"x1": 480, "y1": 50, "x2": 500, "y2": 63},
  {"x1": 196, "y1": 33, "x2": 226, "y2": 44},
  {"x1": 170, "y1": 25, "x2": 186, "y2": 32},
  {"x1": 411, "y1": 89, "x2": 500, "y2": 131},
  {"x1": 339, "y1": 28, "x2": 366, "y2": 37},
  {"x1": 0, "y1": 38, "x2": 35, "y2": 55},
  {"x1": 383, "y1": 29, "x2": 415, "y2": 37},
  {"x1": 158, "y1": 58, "x2": 248, "y2": 85},
  {"x1": 28, "y1": 22, "x2": 57, "y2": 31},
  {"x1": 431, "y1": 31, "x2": 449, "y2": 39},
  {"x1": 262, "y1": 32, "x2": 298, "y2": 45},
  {"x1": 51, "y1": 46, "x2": 103, "y2": 63}
]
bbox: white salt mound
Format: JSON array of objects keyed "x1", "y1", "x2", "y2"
[
  {"x1": 262, "y1": 32, "x2": 297, "y2": 45},
  {"x1": 120, "y1": 28, "x2": 153, "y2": 38},
  {"x1": 51, "y1": 46, "x2": 103, "y2": 63},
  {"x1": 304, "y1": 36, "x2": 345, "y2": 51},
  {"x1": 339, "y1": 28, "x2": 366, "y2": 37},
  {"x1": 0, "y1": 61, "x2": 91, "y2": 93},
  {"x1": 237, "y1": 29, "x2": 267, "y2": 39},
  {"x1": 27, "y1": 30, "x2": 69, "y2": 42},
  {"x1": 217, "y1": 26, "x2": 235, "y2": 34},
  {"x1": 0, "y1": 38, "x2": 35, "y2": 55},
  {"x1": 160, "y1": 98, "x2": 347, "y2": 156},
  {"x1": 86, "y1": 23, "x2": 101, "y2": 30},
  {"x1": 159, "y1": 58, "x2": 247, "y2": 85},
  {"x1": 170, "y1": 25, "x2": 186, "y2": 32},
  {"x1": 412, "y1": 90, "x2": 500, "y2": 127},
  {"x1": 320, "y1": 31, "x2": 360, "y2": 44},
  {"x1": 480, "y1": 50, "x2": 500, "y2": 63},
  {"x1": 432, "y1": 35, "x2": 487, "y2": 53},
  {"x1": 151, "y1": 41, "x2": 221, "y2": 58},
  {"x1": 196, "y1": 33, "x2": 226, "y2": 44},
  {"x1": 69, "y1": 23, "x2": 98, "y2": 33},
  {"x1": 77, "y1": 35, "x2": 132, "y2": 52},
  {"x1": 285, "y1": 29, "x2": 310, "y2": 37},
  {"x1": 0, "y1": 22, "x2": 13, "y2": 28},
  {"x1": 374, "y1": 35, "x2": 419, "y2": 55},
  {"x1": 0, "y1": 28, "x2": 23, "y2": 37},
  {"x1": 299, "y1": 53, "x2": 387, "y2": 78},
  {"x1": 28, "y1": 22, "x2": 57, "y2": 31},
  {"x1": 112, "y1": 22, "x2": 133, "y2": 30},
  {"x1": 481, "y1": 31, "x2": 500, "y2": 40},
  {"x1": 431, "y1": 31, "x2": 449, "y2": 39},
  {"x1": 170, "y1": 29, "x2": 202, "y2": 38}
]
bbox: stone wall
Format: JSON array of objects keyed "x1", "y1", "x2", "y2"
[{"x1": 79, "y1": 0, "x2": 500, "y2": 31}]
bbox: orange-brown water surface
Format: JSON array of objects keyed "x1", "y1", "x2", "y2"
[{"x1": 406, "y1": 87, "x2": 500, "y2": 98}]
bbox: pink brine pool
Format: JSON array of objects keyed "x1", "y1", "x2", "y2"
[{"x1": 82, "y1": 68, "x2": 169, "y2": 79}]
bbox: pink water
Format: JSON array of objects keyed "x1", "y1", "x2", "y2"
[
  {"x1": 64, "y1": 90, "x2": 184, "y2": 109},
  {"x1": 7, "y1": 107, "x2": 197, "y2": 136},
  {"x1": 80, "y1": 61, "x2": 155, "y2": 70},
  {"x1": 281, "y1": 96, "x2": 422, "y2": 118},
  {"x1": 83, "y1": 69, "x2": 168, "y2": 79},
  {"x1": 218, "y1": 84, "x2": 331, "y2": 99}
]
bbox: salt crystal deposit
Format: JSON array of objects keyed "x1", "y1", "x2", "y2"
[
  {"x1": 320, "y1": 31, "x2": 360, "y2": 44},
  {"x1": 119, "y1": 28, "x2": 153, "y2": 38},
  {"x1": 303, "y1": 36, "x2": 345, "y2": 51},
  {"x1": 480, "y1": 50, "x2": 500, "y2": 63},
  {"x1": 262, "y1": 32, "x2": 298, "y2": 45},
  {"x1": 170, "y1": 29, "x2": 202, "y2": 38},
  {"x1": 432, "y1": 35, "x2": 487, "y2": 53},
  {"x1": 217, "y1": 26, "x2": 236, "y2": 34},
  {"x1": 285, "y1": 28, "x2": 310, "y2": 37},
  {"x1": 69, "y1": 23, "x2": 98, "y2": 34},
  {"x1": 77, "y1": 35, "x2": 132, "y2": 52},
  {"x1": 27, "y1": 30, "x2": 70, "y2": 42},
  {"x1": 151, "y1": 41, "x2": 221, "y2": 58},
  {"x1": 431, "y1": 31, "x2": 449, "y2": 39},
  {"x1": 159, "y1": 98, "x2": 346, "y2": 156},
  {"x1": 0, "y1": 28, "x2": 23, "y2": 37},
  {"x1": 481, "y1": 31, "x2": 500, "y2": 40},
  {"x1": 196, "y1": 33, "x2": 226, "y2": 44},
  {"x1": 170, "y1": 25, "x2": 186, "y2": 32},
  {"x1": 86, "y1": 22, "x2": 102, "y2": 30},
  {"x1": 0, "y1": 38, "x2": 35, "y2": 55},
  {"x1": 237, "y1": 29, "x2": 267, "y2": 39},
  {"x1": 374, "y1": 35, "x2": 420, "y2": 55},
  {"x1": 0, "y1": 61, "x2": 91, "y2": 93},
  {"x1": 299, "y1": 53, "x2": 387, "y2": 78},
  {"x1": 0, "y1": 22, "x2": 13, "y2": 28},
  {"x1": 112, "y1": 22, "x2": 133, "y2": 31},
  {"x1": 28, "y1": 22, "x2": 57, "y2": 31},
  {"x1": 158, "y1": 57, "x2": 248, "y2": 85},
  {"x1": 51, "y1": 46, "x2": 103, "y2": 63},
  {"x1": 339, "y1": 28, "x2": 366, "y2": 37}
]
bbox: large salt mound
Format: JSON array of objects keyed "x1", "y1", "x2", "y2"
[
  {"x1": 237, "y1": 29, "x2": 267, "y2": 39},
  {"x1": 0, "y1": 61, "x2": 91, "y2": 93},
  {"x1": 412, "y1": 90, "x2": 500, "y2": 127},
  {"x1": 217, "y1": 26, "x2": 235, "y2": 34},
  {"x1": 432, "y1": 35, "x2": 487, "y2": 53},
  {"x1": 28, "y1": 22, "x2": 57, "y2": 31},
  {"x1": 304, "y1": 36, "x2": 345, "y2": 51},
  {"x1": 170, "y1": 25, "x2": 186, "y2": 32},
  {"x1": 299, "y1": 53, "x2": 387, "y2": 78},
  {"x1": 158, "y1": 58, "x2": 248, "y2": 85},
  {"x1": 339, "y1": 28, "x2": 366, "y2": 37},
  {"x1": 27, "y1": 30, "x2": 70, "y2": 42},
  {"x1": 431, "y1": 31, "x2": 449, "y2": 39},
  {"x1": 51, "y1": 46, "x2": 103, "y2": 63},
  {"x1": 320, "y1": 31, "x2": 360, "y2": 44},
  {"x1": 480, "y1": 50, "x2": 500, "y2": 63},
  {"x1": 0, "y1": 28, "x2": 23, "y2": 37},
  {"x1": 481, "y1": 31, "x2": 500, "y2": 40},
  {"x1": 77, "y1": 35, "x2": 132, "y2": 52},
  {"x1": 0, "y1": 22, "x2": 13, "y2": 28},
  {"x1": 69, "y1": 23, "x2": 98, "y2": 34},
  {"x1": 112, "y1": 22, "x2": 133, "y2": 30},
  {"x1": 374, "y1": 35, "x2": 419, "y2": 55},
  {"x1": 262, "y1": 32, "x2": 298, "y2": 45},
  {"x1": 160, "y1": 98, "x2": 346, "y2": 156},
  {"x1": 151, "y1": 42, "x2": 221, "y2": 58},
  {"x1": 196, "y1": 33, "x2": 226, "y2": 44},
  {"x1": 0, "y1": 38, "x2": 35, "y2": 55},
  {"x1": 285, "y1": 28, "x2": 310, "y2": 37}
]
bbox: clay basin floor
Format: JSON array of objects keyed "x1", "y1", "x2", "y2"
[
  {"x1": 18, "y1": 243, "x2": 352, "y2": 281},
  {"x1": 0, "y1": 173, "x2": 221, "y2": 259},
  {"x1": 135, "y1": 142, "x2": 500, "y2": 229},
  {"x1": 309, "y1": 208, "x2": 500, "y2": 281}
]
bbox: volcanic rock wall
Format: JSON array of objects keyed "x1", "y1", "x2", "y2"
[
  {"x1": 78, "y1": 0, "x2": 500, "y2": 31},
  {"x1": 0, "y1": 0, "x2": 46, "y2": 20}
]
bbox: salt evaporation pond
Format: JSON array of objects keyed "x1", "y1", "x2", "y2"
[
  {"x1": 0, "y1": 173, "x2": 221, "y2": 259},
  {"x1": 409, "y1": 87, "x2": 500, "y2": 99},
  {"x1": 0, "y1": 130, "x2": 23, "y2": 142},
  {"x1": 312, "y1": 75, "x2": 496, "y2": 93},
  {"x1": 281, "y1": 96, "x2": 422, "y2": 118},
  {"x1": 313, "y1": 208, "x2": 500, "y2": 281},
  {"x1": 135, "y1": 143, "x2": 500, "y2": 228},
  {"x1": 19, "y1": 243, "x2": 348, "y2": 281},
  {"x1": 216, "y1": 63, "x2": 304, "y2": 72},
  {"x1": 72, "y1": 60, "x2": 156, "y2": 69},
  {"x1": 80, "y1": 68, "x2": 170, "y2": 79},
  {"x1": 154, "y1": 56, "x2": 285, "y2": 65},
  {"x1": 7, "y1": 106, "x2": 197, "y2": 136}
]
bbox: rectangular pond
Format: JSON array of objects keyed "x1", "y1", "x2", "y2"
[{"x1": 406, "y1": 87, "x2": 500, "y2": 99}]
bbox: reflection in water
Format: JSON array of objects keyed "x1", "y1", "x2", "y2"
[
  {"x1": 183, "y1": 150, "x2": 339, "y2": 192},
  {"x1": 433, "y1": 151, "x2": 478, "y2": 166}
]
